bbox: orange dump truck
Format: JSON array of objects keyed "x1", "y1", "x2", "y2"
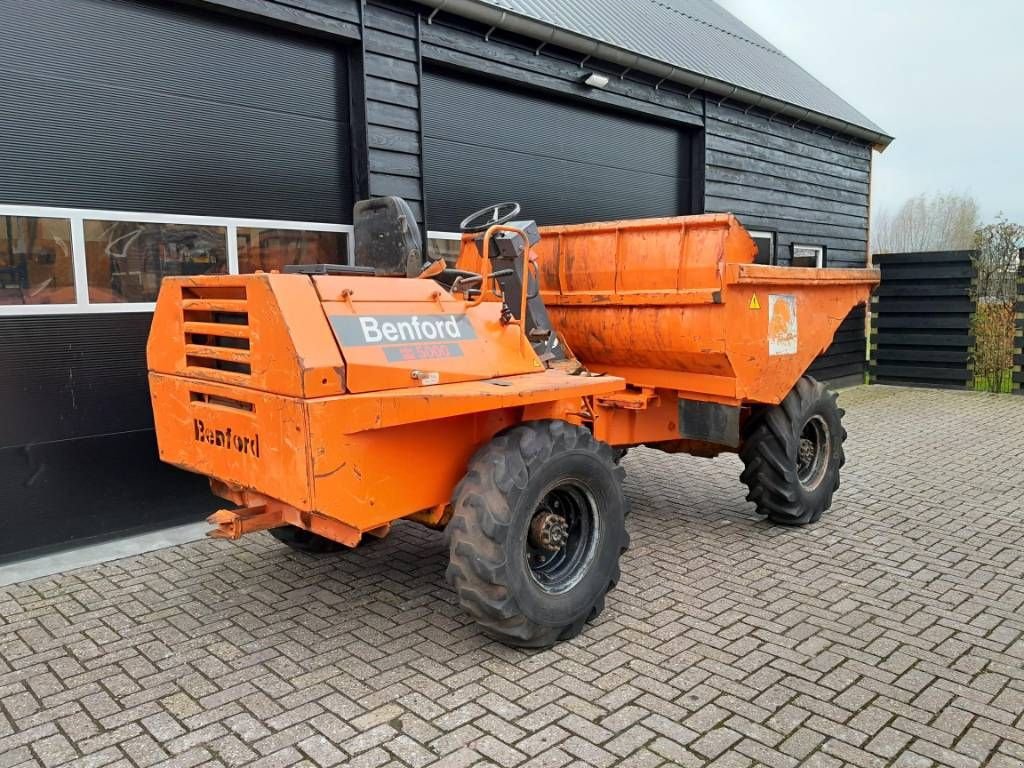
[{"x1": 147, "y1": 198, "x2": 878, "y2": 646}]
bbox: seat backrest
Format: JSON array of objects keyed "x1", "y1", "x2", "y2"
[{"x1": 352, "y1": 196, "x2": 424, "y2": 277}]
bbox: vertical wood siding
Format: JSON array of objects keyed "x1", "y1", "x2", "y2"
[
  {"x1": 363, "y1": 2, "x2": 427, "y2": 225},
  {"x1": 1016, "y1": 258, "x2": 1024, "y2": 394}
]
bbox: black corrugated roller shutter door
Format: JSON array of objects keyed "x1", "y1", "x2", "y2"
[
  {"x1": 0, "y1": 0, "x2": 352, "y2": 222},
  {"x1": 422, "y1": 69, "x2": 694, "y2": 230}
]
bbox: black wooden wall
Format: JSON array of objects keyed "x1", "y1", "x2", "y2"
[
  {"x1": 704, "y1": 103, "x2": 872, "y2": 267},
  {"x1": 1015, "y1": 256, "x2": 1024, "y2": 394},
  {"x1": 870, "y1": 251, "x2": 977, "y2": 389},
  {"x1": 362, "y1": 3, "x2": 427, "y2": 224}
]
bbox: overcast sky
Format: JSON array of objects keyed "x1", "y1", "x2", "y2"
[{"x1": 716, "y1": 0, "x2": 1024, "y2": 224}]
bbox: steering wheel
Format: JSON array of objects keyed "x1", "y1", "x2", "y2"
[{"x1": 459, "y1": 201, "x2": 522, "y2": 233}]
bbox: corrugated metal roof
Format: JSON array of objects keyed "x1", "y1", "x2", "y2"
[{"x1": 453, "y1": 0, "x2": 890, "y2": 142}]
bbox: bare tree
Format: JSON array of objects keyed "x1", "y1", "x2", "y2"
[
  {"x1": 871, "y1": 192, "x2": 980, "y2": 254},
  {"x1": 973, "y1": 214, "x2": 1023, "y2": 301}
]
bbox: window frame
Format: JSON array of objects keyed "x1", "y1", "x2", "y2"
[
  {"x1": 427, "y1": 230, "x2": 462, "y2": 242},
  {"x1": 790, "y1": 243, "x2": 827, "y2": 268},
  {"x1": 0, "y1": 203, "x2": 354, "y2": 316},
  {"x1": 427, "y1": 230, "x2": 464, "y2": 264},
  {"x1": 746, "y1": 229, "x2": 776, "y2": 265}
]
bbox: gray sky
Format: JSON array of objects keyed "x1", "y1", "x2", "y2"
[{"x1": 717, "y1": 0, "x2": 1024, "y2": 224}]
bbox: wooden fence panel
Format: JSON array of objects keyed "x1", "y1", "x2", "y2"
[
  {"x1": 1014, "y1": 252, "x2": 1023, "y2": 394},
  {"x1": 870, "y1": 250, "x2": 976, "y2": 389}
]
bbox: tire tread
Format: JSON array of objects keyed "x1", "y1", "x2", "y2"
[
  {"x1": 446, "y1": 421, "x2": 627, "y2": 647},
  {"x1": 739, "y1": 376, "x2": 847, "y2": 526}
]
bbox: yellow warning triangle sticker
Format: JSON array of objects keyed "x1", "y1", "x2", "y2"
[{"x1": 749, "y1": 294, "x2": 761, "y2": 310}]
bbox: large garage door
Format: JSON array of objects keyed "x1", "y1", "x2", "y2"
[
  {"x1": 0, "y1": 0, "x2": 353, "y2": 562},
  {"x1": 423, "y1": 69, "x2": 694, "y2": 230},
  {"x1": 0, "y1": 0, "x2": 351, "y2": 222}
]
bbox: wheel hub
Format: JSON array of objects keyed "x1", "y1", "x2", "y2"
[
  {"x1": 526, "y1": 482, "x2": 601, "y2": 595},
  {"x1": 799, "y1": 437, "x2": 816, "y2": 468},
  {"x1": 797, "y1": 414, "x2": 831, "y2": 490},
  {"x1": 529, "y1": 511, "x2": 569, "y2": 552}
]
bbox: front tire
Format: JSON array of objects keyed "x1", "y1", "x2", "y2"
[
  {"x1": 739, "y1": 376, "x2": 846, "y2": 526},
  {"x1": 446, "y1": 421, "x2": 629, "y2": 647}
]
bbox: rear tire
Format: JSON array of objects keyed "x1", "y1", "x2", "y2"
[
  {"x1": 268, "y1": 525, "x2": 373, "y2": 554},
  {"x1": 446, "y1": 420, "x2": 629, "y2": 648},
  {"x1": 739, "y1": 376, "x2": 846, "y2": 526}
]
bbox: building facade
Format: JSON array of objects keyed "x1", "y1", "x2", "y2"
[{"x1": 0, "y1": 0, "x2": 890, "y2": 560}]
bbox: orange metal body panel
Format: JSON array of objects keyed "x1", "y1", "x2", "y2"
[
  {"x1": 306, "y1": 369, "x2": 622, "y2": 530},
  {"x1": 313, "y1": 274, "x2": 541, "y2": 392},
  {"x1": 456, "y1": 214, "x2": 879, "y2": 407},
  {"x1": 592, "y1": 389, "x2": 682, "y2": 446},
  {"x1": 147, "y1": 271, "x2": 624, "y2": 538},
  {"x1": 147, "y1": 274, "x2": 345, "y2": 397},
  {"x1": 148, "y1": 213, "x2": 877, "y2": 546},
  {"x1": 150, "y1": 372, "x2": 314, "y2": 510}
]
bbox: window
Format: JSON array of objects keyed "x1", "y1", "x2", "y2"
[
  {"x1": 237, "y1": 228, "x2": 347, "y2": 273},
  {"x1": 791, "y1": 243, "x2": 826, "y2": 268},
  {"x1": 427, "y1": 232, "x2": 463, "y2": 264},
  {"x1": 747, "y1": 230, "x2": 775, "y2": 265},
  {"x1": 85, "y1": 221, "x2": 227, "y2": 303},
  {"x1": 0, "y1": 215, "x2": 75, "y2": 305},
  {"x1": 0, "y1": 205, "x2": 353, "y2": 315}
]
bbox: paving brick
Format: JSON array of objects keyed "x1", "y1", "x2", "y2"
[
  {"x1": 0, "y1": 386, "x2": 1022, "y2": 767},
  {"x1": 779, "y1": 726, "x2": 825, "y2": 760},
  {"x1": 296, "y1": 733, "x2": 347, "y2": 767},
  {"x1": 31, "y1": 733, "x2": 79, "y2": 766},
  {"x1": 691, "y1": 727, "x2": 743, "y2": 759}
]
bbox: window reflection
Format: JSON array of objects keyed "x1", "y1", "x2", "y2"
[
  {"x1": 0, "y1": 216, "x2": 75, "y2": 305},
  {"x1": 791, "y1": 244, "x2": 825, "y2": 268},
  {"x1": 84, "y1": 221, "x2": 227, "y2": 303},
  {"x1": 428, "y1": 237, "x2": 462, "y2": 264},
  {"x1": 237, "y1": 228, "x2": 345, "y2": 273}
]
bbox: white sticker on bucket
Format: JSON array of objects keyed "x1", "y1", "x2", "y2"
[{"x1": 768, "y1": 294, "x2": 798, "y2": 356}]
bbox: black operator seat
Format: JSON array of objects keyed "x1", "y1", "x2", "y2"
[{"x1": 352, "y1": 196, "x2": 424, "y2": 278}]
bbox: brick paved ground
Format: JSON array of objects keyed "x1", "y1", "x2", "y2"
[{"x1": 2, "y1": 385, "x2": 1024, "y2": 768}]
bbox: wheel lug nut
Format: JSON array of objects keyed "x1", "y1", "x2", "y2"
[{"x1": 530, "y1": 511, "x2": 568, "y2": 553}]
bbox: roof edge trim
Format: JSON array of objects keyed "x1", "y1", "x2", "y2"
[{"x1": 418, "y1": 0, "x2": 893, "y2": 150}]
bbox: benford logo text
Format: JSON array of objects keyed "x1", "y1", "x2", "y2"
[
  {"x1": 331, "y1": 313, "x2": 477, "y2": 347},
  {"x1": 360, "y1": 314, "x2": 463, "y2": 344},
  {"x1": 193, "y1": 418, "x2": 261, "y2": 458}
]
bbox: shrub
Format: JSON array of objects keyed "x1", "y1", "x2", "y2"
[{"x1": 971, "y1": 300, "x2": 1016, "y2": 393}]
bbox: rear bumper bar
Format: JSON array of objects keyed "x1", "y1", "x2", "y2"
[{"x1": 206, "y1": 483, "x2": 391, "y2": 547}]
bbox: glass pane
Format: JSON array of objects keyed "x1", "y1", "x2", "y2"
[
  {"x1": 428, "y1": 237, "x2": 462, "y2": 264},
  {"x1": 236, "y1": 228, "x2": 345, "y2": 273},
  {"x1": 85, "y1": 221, "x2": 227, "y2": 303},
  {"x1": 792, "y1": 245, "x2": 823, "y2": 268},
  {"x1": 0, "y1": 215, "x2": 75, "y2": 305},
  {"x1": 751, "y1": 235, "x2": 773, "y2": 265}
]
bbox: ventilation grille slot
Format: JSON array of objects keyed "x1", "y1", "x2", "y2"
[
  {"x1": 190, "y1": 391, "x2": 255, "y2": 412},
  {"x1": 181, "y1": 285, "x2": 251, "y2": 377}
]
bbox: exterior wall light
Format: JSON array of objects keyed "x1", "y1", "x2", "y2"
[{"x1": 583, "y1": 73, "x2": 609, "y2": 88}]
